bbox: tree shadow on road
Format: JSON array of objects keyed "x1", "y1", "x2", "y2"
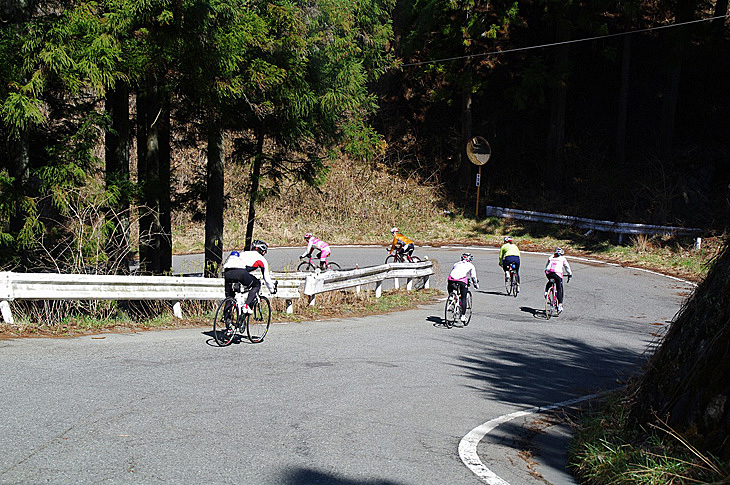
[
  {"x1": 452, "y1": 331, "x2": 649, "y2": 406},
  {"x1": 279, "y1": 468, "x2": 405, "y2": 485}
]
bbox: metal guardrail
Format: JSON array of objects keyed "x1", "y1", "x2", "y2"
[
  {"x1": 0, "y1": 271, "x2": 300, "y2": 324},
  {"x1": 485, "y1": 205, "x2": 703, "y2": 245},
  {"x1": 0, "y1": 261, "x2": 434, "y2": 325},
  {"x1": 303, "y1": 261, "x2": 433, "y2": 304}
]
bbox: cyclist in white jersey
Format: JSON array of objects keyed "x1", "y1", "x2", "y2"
[
  {"x1": 223, "y1": 240, "x2": 276, "y2": 314},
  {"x1": 545, "y1": 247, "x2": 573, "y2": 313},
  {"x1": 447, "y1": 253, "x2": 480, "y2": 322}
]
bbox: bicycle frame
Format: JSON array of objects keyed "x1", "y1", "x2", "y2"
[
  {"x1": 302, "y1": 256, "x2": 330, "y2": 269},
  {"x1": 445, "y1": 282, "x2": 472, "y2": 327},
  {"x1": 545, "y1": 282, "x2": 558, "y2": 319},
  {"x1": 387, "y1": 248, "x2": 407, "y2": 262}
]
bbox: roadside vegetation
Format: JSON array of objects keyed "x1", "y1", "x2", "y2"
[{"x1": 569, "y1": 394, "x2": 729, "y2": 484}]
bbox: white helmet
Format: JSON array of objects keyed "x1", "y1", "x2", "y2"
[{"x1": 390, "y1": 227, "x2": 398, "y2": 234}]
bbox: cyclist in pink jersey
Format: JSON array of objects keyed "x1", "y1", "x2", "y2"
[
  {"x1": 301, "y1": 233, "x2": 332, "y2": 270},
  {"x1": 545, "y1": 247, "x2": 573, "y2": 313},
  {"x1": 447, "y1": 253, "x2": 480, "y2": 322}
]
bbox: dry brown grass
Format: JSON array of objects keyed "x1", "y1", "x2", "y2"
[{"x1": 172, "y1": 158, "x2": 470, "y2": 252}]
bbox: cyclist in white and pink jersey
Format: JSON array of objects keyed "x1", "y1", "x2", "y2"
[
  {"x1": 447, "y1": 253, "x2": 480, "y2": 322},
  {"x1": 301, "y1": 233, "x2": 332, "y2": 270},
  {"x1": 545, "y1": 247, "x2": 573, "y2": 313}
]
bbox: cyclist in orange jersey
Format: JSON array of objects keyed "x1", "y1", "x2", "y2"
[{"x1": 388, "y1": 227, "x2": 415, "y2": 260}]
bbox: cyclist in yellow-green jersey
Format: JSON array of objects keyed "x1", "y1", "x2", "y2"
[{"x1": 498, "y1": 236, "x2": 521, "y2": 290}]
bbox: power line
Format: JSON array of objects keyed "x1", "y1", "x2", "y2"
[{"x1": 401, "y1": 14, "x2": 729, "y2": 68}]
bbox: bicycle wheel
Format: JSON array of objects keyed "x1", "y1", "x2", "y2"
[
  {"x1": 545, "y1": 285, "x2": 555, "y2": 320},
  {"x1": 325, "y1": 261, "x2": 341, "y2": 271},
  {"x1": 297, "y1": 261, "x2": 315, "y2": 272},
  {"x1": 247, "y1": 295, "x2": 271, "y2": 343},
  {"x1": 510, "y1": 273, "x2": 518, "y2": 298},
  {"x1": 409, "y1": 256, "x2": 422, "y2": 263},
  {"x1": 463, "y1": 291, "x2": 473, "y2": 326},
  {"x1": 444, "y1": 292, "x2": 458, "y2": 328},
  {"x1": 213, "y1": 298, "x2": 238, "y2": 346},
  {"x1": 385, "y1": 254, "x2": 397, "y2": 264}
]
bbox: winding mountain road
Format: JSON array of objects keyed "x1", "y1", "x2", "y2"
[{"x1": 0, "y1": 246, "x2": 693, "y2": 484}]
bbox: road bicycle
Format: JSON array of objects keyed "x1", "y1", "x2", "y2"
[
  {"x1": 213, "y1": 281, "x2": 276, "y2": 345},
  {"x1": 544, "y1": 276, "x2": 569, "y2": 320},
  {"x1": 385, "y1": 244, "x2": 422, "y2": 264},
  {"x1": 444, "y1": 284, "x2": 472, "y2": 328},
  {"x1": 297, "y1": 255, "x2": 341, "y2": 272},
  {"x1": 505, "y1": 262, "x2": 519, "y2": 297}
]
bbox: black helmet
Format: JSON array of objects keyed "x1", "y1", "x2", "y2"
[
  {"x1": 252, "y1": 240, "x2": 268, "y2": 255},
  {"x1": 461, "y1": 252, "x2": 473, "y2": 262}
]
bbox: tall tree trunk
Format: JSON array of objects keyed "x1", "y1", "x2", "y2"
[
  {"x1": 205, "y1": 117, "x2": 225, "y2": 277},
  {"x1": 458, "y1": 68, "x2": 474, "y2": 196},
  {"x1": 244, "y1": 124, "x2": 265, "y2": 252},
  {"x1": 615, "y1": 35, "x2": 631, "y2": 166},
  {"x1": 158, "y1": 95, "x2": 172, "y2": 274},
  {"x1": 713, "y1": 0, "x2": 728, "y2": 31},
  {"x1": 657, "y1": 46, "x2": 683, "y2": 162},
  {"x1": 7, "y1": 131, "x2": 29, "y2": 237},
  {"x1": 104, "y1": 83, "x2": 131, "y2": 273},
  {"x1": 657, "y1": 0, "x2": 695, "y2": 161},
  {"x1": 138, "y1": 82, "x2": 159, "y2": 274},
  {"x1": 138, "y1": 76, "x2": 172, "y2": 275},
  {"x1": 546, "y1": 18, "x2": 570, "y2": 192}
]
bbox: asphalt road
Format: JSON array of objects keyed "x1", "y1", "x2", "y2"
[{"x1": 0, "y1": 246, "x2": 693, "y2": 484}]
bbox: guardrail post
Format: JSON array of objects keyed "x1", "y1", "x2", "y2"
[
  {"x1": 0, "y1": 300, "x2": 13, "y2": 324},
  {"x1": 172, "y1": 301, "x2": 183, "y2": 319},
  {"x1": 696, "y1": 237, "x2": 702, "y2": 250},
  {"x1": 286, "y1": 299, "x2": 293, "y2": 314},
  {"x1": 375, "y1": 281, "x2": 382, "y2": 298},
  {"x1": 424, "y1": 275, "x2": 430, "y2": 289},
  {"x1": 406, "y1": 277, "x2": 413, "y2": 291},
  {"x1": 393, "y1": 277, "x2": 400, "y2": 290},
  {"x1": 355, "y1": 265, "x2": 361, "y2": 293}
]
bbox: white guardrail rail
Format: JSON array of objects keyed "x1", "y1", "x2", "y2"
[
  {"x1": 485, "y1": 205, "x2": 703, "y2": 247},
  {"x1": 303, "y1": 261, "x2": 433, "y2": 305},
  {"x1": 0, "y1": 261, "x2": 434, "y2": 325}
]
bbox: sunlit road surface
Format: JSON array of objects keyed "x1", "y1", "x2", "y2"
[{"x1": 0, "y1": 246, "x2": 692, "y2": 484}]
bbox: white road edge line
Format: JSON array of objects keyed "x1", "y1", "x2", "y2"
[{"x1": 458, "y1": 392, "x2": 603, "y2": 484}]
